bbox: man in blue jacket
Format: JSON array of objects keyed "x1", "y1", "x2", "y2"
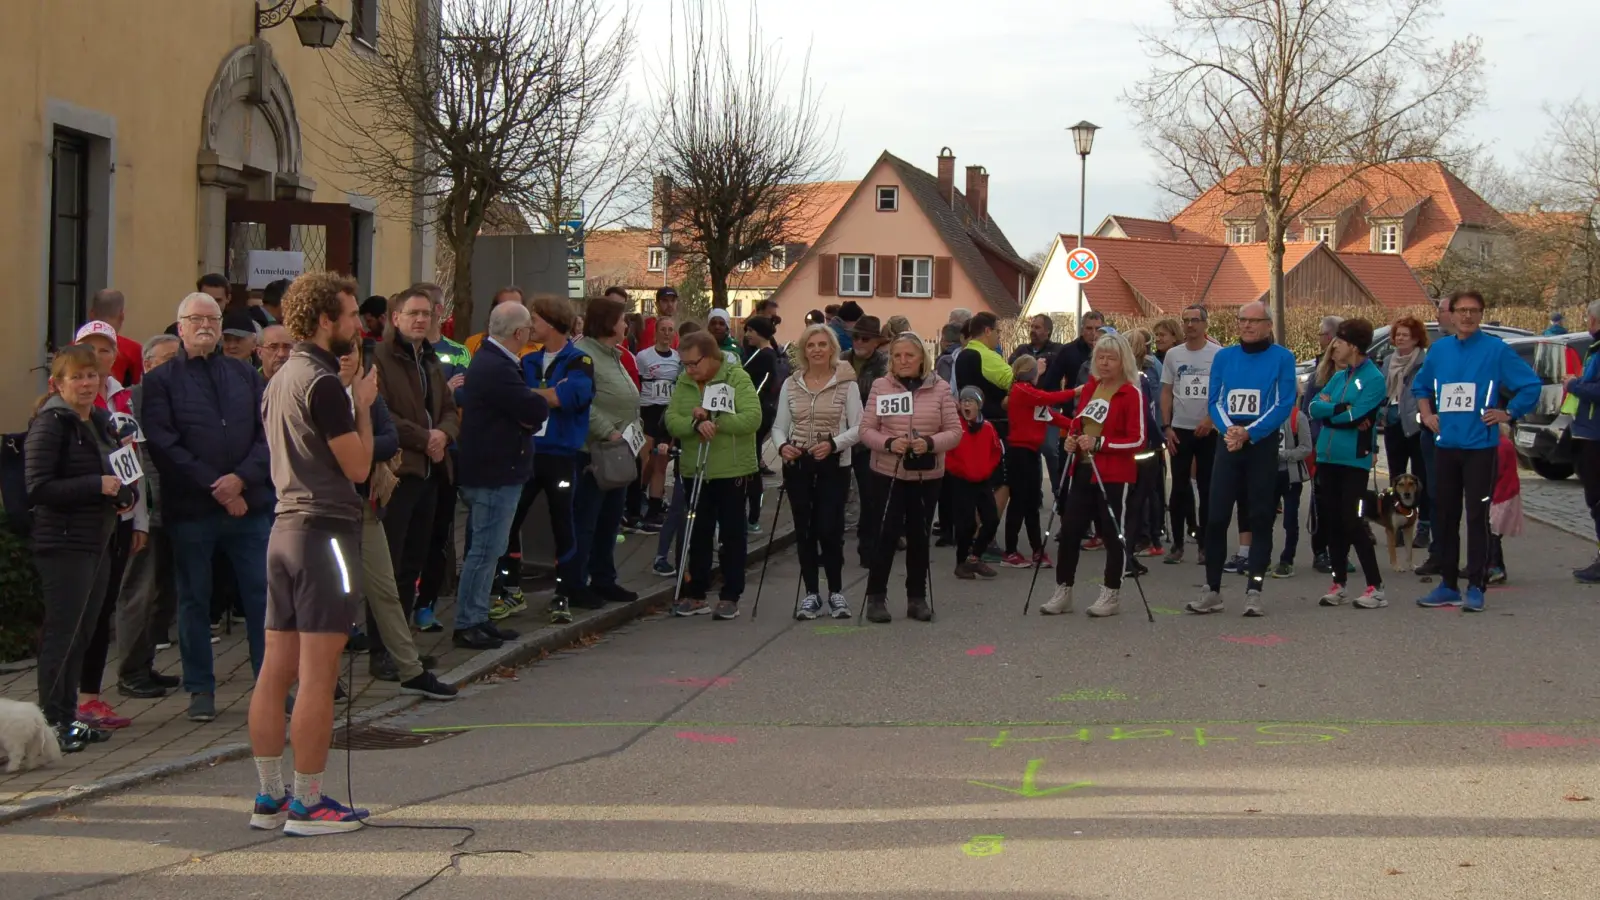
[
  {"x1": 1411, "y1": 290, "x2": 1541, "y2": 611},
  {"x1": 142, "y1": 292, "x2": 273, "y2": 724},
  {"x1": 454, "y1": 301, "x2": 549, "y2": 650},
  {"x1": 1186, "y1": 301, "x2": 1298, "y2": 618},
  {"x1": 1564, "y1": 301, "x2": 1600, "y2": 582},
  {"x1": 492, "y1": 294, "x2": 595, "y2": 625}
]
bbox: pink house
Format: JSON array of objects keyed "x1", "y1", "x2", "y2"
[{"x1": 770, "y1": 149, "x2": 1037, "y2": 343}]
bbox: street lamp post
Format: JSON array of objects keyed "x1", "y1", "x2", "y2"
[
  {"x1": 1068, "y1": 120, "x2": 1099, "y2": 329},
  {"x1": 255, "y1": 0, "x2": 346, "y2": 49}
]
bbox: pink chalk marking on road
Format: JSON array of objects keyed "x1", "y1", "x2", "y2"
[
  {"x1": 966, "y1": 645, "x2": 996, "y2": 657},
  {"x1": 676, "y1": 731, "x2": 739, "y2": 744},
  {"x1": 1219, "y1": 635, "x2": 1289, "y2": 647},
  {"x1": 657, "y1": 677, "x2": 737, "y2": 688},
  {"x1": 1501, "y1": 732, "x2": 1600, "y2": 750}
]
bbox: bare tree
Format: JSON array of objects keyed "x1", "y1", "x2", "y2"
[
  {"x1": 651, "y1": 0, "x2": 839, "y2": 311},
  {"x1": 315, "y1": 0, "x2": 632, "y2": 331},
  {"x1": 1528, "y1": 97, "x2": 1600, "y2": 299},
  {"x1": 1130, "y1": 0, "x2": 1483, "y2": 339},
  {"x1": 521, "y1": 69, "x2": 652, "y2": 237}
]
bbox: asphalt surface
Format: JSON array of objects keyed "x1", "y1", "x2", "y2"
[{"x1": 6, "y1": 512, "x2": 1600, "y2": 900}]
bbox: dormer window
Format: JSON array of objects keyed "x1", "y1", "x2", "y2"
[
  {"x1": 1227, "y1": 223, "x2": 1255, "y2": 244},
  {"x1": 1312, "y1": 223, "x2": 1334, "y2": 244},
  {"x1": 1375, "y1": 223, "x2": 1401, "y2": 254}
]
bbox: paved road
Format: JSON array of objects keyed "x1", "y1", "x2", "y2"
[{"x1": 5, "y1": 507, "x2": 1600, "y2": 899}]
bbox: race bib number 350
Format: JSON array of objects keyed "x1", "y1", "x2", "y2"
[
  {"x1": 1439, "y1": 382, "x2": 1477, "y2": 413},
  {"x1": 1226, "y1": 389, "x2": 1261, "y2": 417},
  {"x1": 876, "y1": 392, "x2": 914, "y2": 417},
  {"x1": 703, "y1": 383, "x2": 736, "y2": 414},
  {"x1": 1080, "y1": 398, "x2": 1111, "y2": 424}
]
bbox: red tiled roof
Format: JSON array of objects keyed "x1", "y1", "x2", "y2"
[
  {"x1": 1062, "y1": 235, "x2": 1228, "y2": 314},
  {"x1": 1170, "y1": 161, "x2": 1507, "y2": 269},
  {"x1": 1333, "y1": 251, "x2": 1432, "y2": 309},
  {"x1": 1203, "y1": 243, "x2": 1318, "y2": 304}
]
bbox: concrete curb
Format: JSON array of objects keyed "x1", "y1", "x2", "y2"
[{"x1": 0, "y1": 523, "x2": 796, "y2": 826}]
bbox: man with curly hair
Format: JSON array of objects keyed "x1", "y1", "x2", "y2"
[{"x1": 248, "y1": 272, "x2": 377, "y2": 835}]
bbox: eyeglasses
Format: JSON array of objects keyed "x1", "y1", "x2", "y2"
[
  {"x1": 680, "y1": 355, "x2": 706, "y2": 368},
  {"x1": 1453, "y1": 306, "x2": 1485, "y2": 317},
  {"x1": 1238, "y1": 317, "x2": 1271, "y2": 325},
  {"x1": 181, "y1": 315, "x2": 222, "y2": 326},
  {"x1": 262, "y1": 342, "x2": 294, "y2": 354}
]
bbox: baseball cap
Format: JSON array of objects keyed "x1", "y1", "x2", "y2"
[
  {"x1": 74, "y1": 320, "x2": 117, "y2": 346},
  {"x1": 656, "y1": 286, "x2": 678, "y2": 299},
  {"x1": 222, "y1": 310, "x2": 261, "y2": 339}
]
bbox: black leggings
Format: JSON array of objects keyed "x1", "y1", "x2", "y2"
[
  {"x1": 1434, "y1": 446, "x2": 1497, "y2": 591},
  {"x1": 784, "y1": 458, "x2": 848, "y2": 595},
  {"x1": 1056, "y1": 465, "x2": 1127, "y2": 589},
  {"x1": 36, "y1": 543, "x2": 113, "y2": 726},
  {"x1": 79, "y1": 518, "x2": 132, "y2": 696},
  {"x1": 1002, "y1": 446, "x2": 1044, "y2": 554},
  {"x1": 497, "y1": 454, "x2": 580, "y2": 591},
  {"x1": 952, "y1": 476, "x2": 1000, "y2": 562},
  {"x1": 865, "y1": 474, "x2": 939, "y2": 600},
  {"x1": 1314, "y1": 463, "x2": 1382, "y2": 589},
  {"x1": 1168, "y1": 428, "x2": 1216, "y2": 551}
]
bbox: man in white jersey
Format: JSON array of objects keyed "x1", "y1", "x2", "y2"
[{"x1": 1160, "y1": 303, "x2": 1221, "y2": 565}]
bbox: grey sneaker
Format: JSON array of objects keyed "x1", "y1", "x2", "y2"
[
  {"x1": 1186, "y1": 589, "x2": 1224, "y2": 615},
  {"x1": 1086, "y1": 586, "x2": 1121, "y2": 618},
  {"x1": 1271, "y1": 562, "x2": 1295, "y2": 579},
  {"x1": 1318, "y1": 583, "x2": 1348, "y2": 606},
  {"x1": 1353, "y1": 585, "x2": 1388, "y2": 609},
  {"x1": 796, "y1": 593, "x2": 823, "y2": 620},
  {"x1": 187, "y1": 692, "x2": 216, "y2": 722},
  {"x1": 826, "y1": 592, "x2": 852, "y2": 619},
  {"x1": 1243, "y1": 589, "x2": 1264, "y2": 617},
  {"x1": 712, "y1": 600, "x2": 740, "y2": 620},
  {"x1": 1040, "y1": 584, "x2": 1073, "y2": 615}
]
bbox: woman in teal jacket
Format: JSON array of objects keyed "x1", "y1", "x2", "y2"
[{"x1": 1308, "y1": 318, "x2": 1388, "y2": 609}]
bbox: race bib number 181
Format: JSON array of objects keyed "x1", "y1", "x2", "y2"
[
  {"x1": 876, "y1": 392, "x2": 914, "y2": 416},
  {"x1": 1226, "y1": 389, "x2": 1261, "y2": 417},
  {"x1": 1438, "y1": 382, "x2": 1477, "y2": 413},
  {"x1": 703, "y1": 383, "x2": 736, "y2": 414},
  {"x1": 109, "y1": 444, "x2": 143, "y2": 485}
]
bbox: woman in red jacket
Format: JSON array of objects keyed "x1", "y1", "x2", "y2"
[
  {"x1": 1001, "y1": 355, "x2": 1076, "y2": 568},
  {"x1": 946, "y1": 387, "x2": 1004, "y2": 580},
  {"x1": 1040, "y1": 332, "x2": 1146, "y2": 619}
]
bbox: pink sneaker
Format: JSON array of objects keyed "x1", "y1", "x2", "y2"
[
  {"x1": 1082, "y1": 536, "x2": 1104, "y2": 551},
  {"x1": 1000, "y1": 552, "x2": 1030, "y2": 568},
  {"x1": 1032, "y1": 550, "x2": 1054, "y2": 569},
  {"x1": 1136, "y1": 545, "x2": 1166, "y2": 558},
  {"x1": 78, "y1": 699, "x2": 131, "y2": 729}
]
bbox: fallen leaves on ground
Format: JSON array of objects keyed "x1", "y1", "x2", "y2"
[
  {"x1": 1563, "y1": 792, "x2": 1592, "y2": 802},
  {"x1": 1384, "y1": 868, "x2": 1405, "y2": 876},
  {"x1": 1458, "y1": 862, "x2": 1475, "y2": 868}
]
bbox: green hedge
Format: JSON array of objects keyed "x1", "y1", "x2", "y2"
[{"x1": 0, "y1": 514, "x2": 42, "y2": 664}]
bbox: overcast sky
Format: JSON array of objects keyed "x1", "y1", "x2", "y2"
[{"x1": 630, "y1": 0, "x2": 1600, "y2": 257}]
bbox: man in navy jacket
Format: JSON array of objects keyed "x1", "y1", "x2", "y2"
[
  {"x1": 141, "y1": 292, "x2": 273, "y2": 723},
  {"x1": 453, "y1": 301, "x2": 549, "y2": 650},
  {"x1": 1566, "y1": 300, "x2": 1600, "y2": 583}
]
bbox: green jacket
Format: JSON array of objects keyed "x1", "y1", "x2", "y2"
[
  {"x1": 576, "y1": 336, "x2": 641, "y2": 451},
  {"x1": 964, "y1": 338, "x2": 1014, "y2": 391},
  {"x1": 665, "y1": 358, "x2": 761, "y2": 479}
]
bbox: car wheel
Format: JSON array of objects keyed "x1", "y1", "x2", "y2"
[{"x1": 1530, "y1": 458, "x2": 1574, "y2": 481}]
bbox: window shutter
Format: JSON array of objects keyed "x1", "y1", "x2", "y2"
[
  {"x1": 933, "y1": 256, "x2": 953, "y2": 298},
  {"x1": 819, "y1": 253, "x2": 838, "y2": 295},
  {"x1": 875, "y1": 255, "x2": 895, "y2": 297}
]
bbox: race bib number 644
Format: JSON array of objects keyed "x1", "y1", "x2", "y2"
[
  {"x1": 876, "y1": 392, "x2": 914, "y2": 417},
  {"x1": 703, "y1": 383, "x2": 736, "y2": 414}
]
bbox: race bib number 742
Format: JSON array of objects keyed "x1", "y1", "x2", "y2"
[
  {"x1": 1438, "y1": 382, "x2": 1477, "y2": 413},
  {"x1": 876, "y1": 392, "x2": 914, "y2": 416},
  {"x1": 1226, "y1": 389, "x2": 1261, "y2": 417}
]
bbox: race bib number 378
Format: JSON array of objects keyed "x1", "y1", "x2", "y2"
[
  {"x1": 876, "y1": 392, "x2": 914, "y2": 417},
  {"x1": 1226, "y1": 389, "x2": 1261, "y2": 417},
  {"x1": 1438, "y1": 382, "x2": 1477, "y2": 413}
]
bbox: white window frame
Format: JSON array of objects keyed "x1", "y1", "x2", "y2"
[
  {"x1": 877, "y1": 186, "x2": 898, "y2": 211},
  {"x1": 839, "y1": 255, "x2": 874, "y2": 296},
  {"x1": 1377, "y1": 223, "x2": 1401, "y2": 254},
  {"x1": 769, "y1": 246, "x2": 786, "y2": 271},
  {"x1": 732, "y1": 298, "x2": 744, "y2": 317},
  {"x1": 646, "y1": 247, "x2": 665, "y2": 272},
  {"x1": 737, "y1": 258, "x2": 752, "y2": 272},
  {"x1": 898, "y1": 256, "x2": 932, "y2": 298},
  {"x1": 1227, "y1": 223, "x2": 1255, "y2": 244},
  {"x1": 1312, "y1": 223, "x2": 1334, "y2": 244}
]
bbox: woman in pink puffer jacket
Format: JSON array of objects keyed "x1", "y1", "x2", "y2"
[{"x1": 858, "y1": 333, "x2": 962, "y2": 624}]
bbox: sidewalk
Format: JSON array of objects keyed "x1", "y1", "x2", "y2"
[{"x1": 0, "y1": 475, "x2": 796, "y2": 821}]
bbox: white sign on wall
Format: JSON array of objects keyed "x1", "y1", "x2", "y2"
[{"x1": 247, "y1": 250, "x2": 306, "y2": 289}]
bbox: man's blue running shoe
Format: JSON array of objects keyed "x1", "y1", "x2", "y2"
[
  {"x1": 1462, "y1": 585, "x2": 1486, "y2": 612},
  {"x1": 414, "y1": 607, "x2": 442, "y2": 633},
  {"x1": 283, "y1": 796, "x2": 370, "y2": 836},
  {"x1": 249, "y1": 792, "x2": 291, "y2": 830},
  {"x1": 1416, "y1": 585, "x2": 1463, "y2": 608}
]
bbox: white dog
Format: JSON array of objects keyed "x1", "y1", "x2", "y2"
[{"x1": 0, "y1": 698, "x2": 63, "y2": 773}]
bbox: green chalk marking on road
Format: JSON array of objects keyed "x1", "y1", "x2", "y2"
[
  {"x1": 969, "y1": 758, "x2": 1093, "y2": 799},
  {"x1": 410, "y1": 717, "x2": 1600, "y2": 735},
  {"x1": 1149, "y1": 606, "x2": 1184, "y2": 615},
  {"x1": 1050, "y1": 688, "x2": 1131, "y2": 702},
  {"x1": 962, "y1": 835, "x2": 1006, "y2": 857}
]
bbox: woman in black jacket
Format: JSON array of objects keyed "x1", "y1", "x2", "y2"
[{"x1": 26, "y1": 345, "x2": 136, "y2": 752}]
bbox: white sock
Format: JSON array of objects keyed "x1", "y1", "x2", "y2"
[
  {"x1": 255, "y1": 756, "x2": 284, "y2": 799},
  {"x1": 293, "y1": 771, "x2": 323, "y2": 807},
  {"x1": 1237, "y1": 545, "x2": 1250, "y2": 558}
]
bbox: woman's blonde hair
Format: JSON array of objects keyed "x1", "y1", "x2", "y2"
[
  {"x1": 1092, "y1": 331, "x2": 1139, "y2": 386},
  {"x1": 888, "y1": 332, "x2": 930, "y2": 378},
  {"x1": 1011, "y1": 354, "x2": 1038, "y2": 382},
  {"x1": 1126, "y1": 328, "x2": 1151, "y2": 364},
  {"x1": 34, "y1": 345, "x2": 99, "y2": 417},
  {"x1": 796, "y1": 323, "x2": 842, "y2": 373}
]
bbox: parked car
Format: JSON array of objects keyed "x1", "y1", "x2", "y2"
[{"x1": 1511, "y1": 331, "x2": 1593, "y2": 480}]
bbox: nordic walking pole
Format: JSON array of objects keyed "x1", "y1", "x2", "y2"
[
  {"x1": 673, "y1": 439, "x2": 711, "y2": 604},
  {"x1": 1088, "y1": 453, "x2": 1154, "y2": 623},
  {"x1": 856, "y1": 455, "x2": 903, "y2": 626},
  {"x1": 1023, "y1": 437, "x2": 1077, "y2": 616},
  {"x1": 749, "y1": 472, "x2": 788, "y2": 621}
]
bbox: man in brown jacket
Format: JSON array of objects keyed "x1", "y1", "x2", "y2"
[{"x1": 369, "y1": 287, "x2": 460, "y2": 680}]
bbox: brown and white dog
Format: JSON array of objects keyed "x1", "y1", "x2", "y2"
[{"x1": 1363, "y1": 473, "x2": 1422, "y2": 572}]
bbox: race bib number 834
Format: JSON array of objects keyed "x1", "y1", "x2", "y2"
[
  {"x1": 1179, "y1": 374, "x2": 1208, "y2": 400},
  {"x1": 876, "y1": 392, "x2": 914, "y2": 417}
]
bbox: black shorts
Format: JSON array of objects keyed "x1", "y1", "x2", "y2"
[
  {"x1": 641, "y1": 404, "x2": 670, "y2": 442},
  {"x1": 265, "y1": 517, "x2": 362, "y2": 635}
]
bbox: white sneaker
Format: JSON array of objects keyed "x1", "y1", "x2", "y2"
[
  {"x1": 1243, "y1": 589, "x2": 1264, "y2": 617},
  {"x1": 1318, "y1": 583, "x2": 1347, "y2": 607},
  {"x1": 1086, "y1": 586, "x2": 1121, "y2": 618},
  {"x1": 1186, "y1": 589, "x2": 1223, "y2": 614},
  {"x1": 1040, "y1": 584, "x2": 1073, "y2": 615},
  {"x1": 1353, "y1": 585, "x2": 1388, "y2": 609},
  {"x1": 826, "y1": 592, "x2": 852, "y2": 619},
  {"x1": 796, "y1": 593, "x2": 822, "y2": 620}
]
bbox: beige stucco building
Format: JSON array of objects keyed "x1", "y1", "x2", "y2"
[{"x1": 1, "y1": 0, "x2": 433, "y2": 425}]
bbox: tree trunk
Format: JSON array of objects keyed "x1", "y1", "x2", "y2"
[
  {"x1": 1266, "y1": 208, "x2": 1287, "y2": 344},
  {"x1": 450, "y1": 231, "x2": 477, "y2": 339},
  {"x1": 709, "y1": 265, "x2": 731, "y2": 313}
]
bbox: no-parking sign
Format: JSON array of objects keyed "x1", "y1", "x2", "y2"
[{"x1": 1065, "y1": 247, "x2": 1099, "y2": 283}]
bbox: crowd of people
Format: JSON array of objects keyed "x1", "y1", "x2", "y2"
[{"x1": 16, "y1": 266, "x2": 1582, "y2": 833}]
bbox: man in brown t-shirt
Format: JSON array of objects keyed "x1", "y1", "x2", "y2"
[{"x1": 247, "y1": 272, "x2": 376, "y2": 836}]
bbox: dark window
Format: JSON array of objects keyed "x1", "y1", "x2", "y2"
[
  {"x1": 48, "y1": 130, "x2": 90, "y2": 354},
  {"x1": 352, "y1": 0, "x2": 378, "y2": 46}
]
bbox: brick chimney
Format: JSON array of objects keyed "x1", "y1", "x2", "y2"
[
  {"x1": 651, "y1": 174, "x2": 674, "y2": 234},
  {"x1": 937, "y1": 148, "x2": 955, "y2": 205},
  {"x1": 966, "y1": 165, "x2": 989, "y2": 222}
]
